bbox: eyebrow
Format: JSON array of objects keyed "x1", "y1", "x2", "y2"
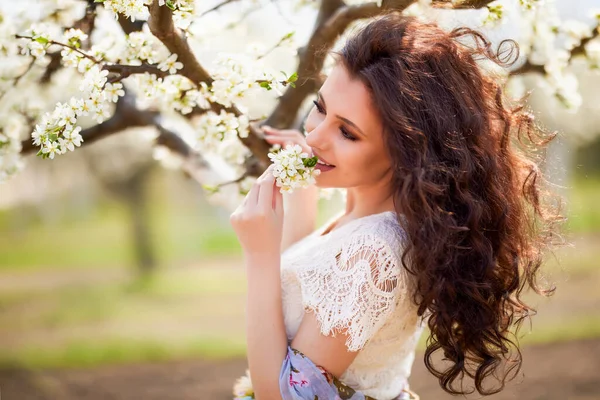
[{"x1": 317, "y1": 91, "x2": 367, "y2": 138}]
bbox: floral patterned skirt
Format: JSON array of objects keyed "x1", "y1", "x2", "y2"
[{"x1": 233, "y1": 346, "x2": 420, "y2": 400}]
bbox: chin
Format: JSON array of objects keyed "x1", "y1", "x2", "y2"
[{"x1": 314, "y1": 176, "x2": 344, "y2": 189}]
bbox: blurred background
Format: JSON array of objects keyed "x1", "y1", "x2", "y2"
[{"x1": 1, "y1": 0, "x2": 599, "y2": 399}]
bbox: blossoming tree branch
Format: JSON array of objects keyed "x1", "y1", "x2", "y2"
[{"x1": 0, "y1": 0, "x2": 598, "y2": 195}]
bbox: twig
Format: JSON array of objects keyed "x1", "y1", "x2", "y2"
[
  {"x1": 216, "y1": 172, "x2": 249, "y2": 188},
  {"x1": 15, "y1": 34, "x2": 101, "y2": 64},
  {"x1": 103, "y1": 63, "x2": 170, "y2": 81},
  {"x1": 198, "y1": 0, "x2": 240, "y2": 18},
  {"x1": 256, "y1": 33, "x2": 295, "y2": 61}
]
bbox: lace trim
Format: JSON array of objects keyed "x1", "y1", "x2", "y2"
[{"x1": 297, "y1": 231, "x2": 405, "y2": 352}]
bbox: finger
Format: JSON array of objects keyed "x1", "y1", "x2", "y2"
[
  {"x1": 264, "y1": 136, "x2": 288, "y2": 146},
  {"x1": 265, "y1": 130, "x2": 298, "y2": 139},
  {"x1": 273, "y1": 180, "x2": 283, "y2": 215},
  {"x1": 258, "y1": 172, "x2": 276, "y2": 210},
  {"x1": 247, "y1": 178, "x2": 260, "y2": 207},
  {"x1": 263, "y1": 126, "x2": 300, "y2": 138}
]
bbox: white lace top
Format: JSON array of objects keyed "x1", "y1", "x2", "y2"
[{"x1": 280, "y1": 210, "x2": 428, "y2": 400}]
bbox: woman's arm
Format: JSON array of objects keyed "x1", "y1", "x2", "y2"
[
  {"x1": 245, "y1": 254, "x2": 288, "y2": 400},
  {"x1": 230, "y1": 166, "x2": 289, "y2": 400}
]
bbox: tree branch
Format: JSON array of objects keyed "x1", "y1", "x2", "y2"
[
  {"x1": 432, "y1": 0, "x2": 496, "y2": 9},
  {"x1": 19, "y1": 89, "x2": 205, "y2": 173},
  {"x1": 103, "y1": 63, "x2": 169, "y2": 80},
  {"x1": 147, "y1": 0, "x2": 271, "y2": 167},
  {"x1": 20, "y1": 91, "x2": 153, "y2": 154},
  {"x1": 147, "y1": 1, "x2": 212, "y2": 85},
  {"x1": 264, "y1": 0, "x2": 414, "y2": 128},
  {"x1": 38, "y1": 1, "x2": 98, "y2": 84},
  {"x1": 117, "y1": 14, "x2": 145, "y2": 34}
]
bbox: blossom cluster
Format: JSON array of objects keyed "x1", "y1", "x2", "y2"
[
  {"x1": 159, "y1": 0, "x2": 196, "y2": 29},
  {"x1": 3, "y1": 0, "x2": 600, "y2": 189},
  {"x1": 32, "y1": 65, "x2": 124, "y2": 159},
  {"x1": 193, "y1": 110, "x2": 250, "y2": 166},
  {"x1": 206, "y1": 49, "x2": 296, "y2": 109},
  {"x1": 233, "y1": 369, "x2": 254, "y2": 400},
  {"x1": 136, "y1": 73, "x2": 208, "y2": 114},
  {"x1": 100, "y1": 0, "x2": 151, "y2": 22},
  {"x1": 482, "y1": 1, "x2": 505, "y2": 27},
  {"x1": 19, "y1": 25, "x2": 53, "y2": 58},
  {"x1": 505, "y1": 0, "x2": 600, "y2": 111},
  {"x1": 268, "y1": 144, "x2": 320, "y2": 194}
]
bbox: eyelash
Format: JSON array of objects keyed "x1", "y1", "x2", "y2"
[{"x1": 312, "y1": 100, "x2": 357, "y2": 141}]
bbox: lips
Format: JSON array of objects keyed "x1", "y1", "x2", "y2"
[{"x1": 311, "y1": 149, "x2": 335, "y2": 167}]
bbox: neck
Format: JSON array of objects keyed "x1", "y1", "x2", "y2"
[{"x1": 344, "y1": 178, "x2": 395, "y2": 219}]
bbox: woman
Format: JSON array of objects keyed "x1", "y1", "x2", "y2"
[{"x1": 230, "y1": 13, "x2": 562, "y2": 400}]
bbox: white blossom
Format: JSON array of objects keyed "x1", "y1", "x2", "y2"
[
  {"x1": 63, "y1": 28, "x2": 88, "y2": 47},
  {"x1": 233, "y1": 369, "x2": 254, "y2": 399},
  {"x1": 103, "y1": 82, "x2": 125, "y2": 103},
  {"x1": 482, "y1": 1, "x2": 505, "y2": 27},
  {"x1": 158, "y1": 53, "x2": 184, "y2": 74},
  {"x1": 586, "y1": 40, "x2": 600, "y2": 69},
  {"x1": 41, "y1": 139, "x2": 60, "y2": 159},
  {"x1": 268, "y1": 144, "x2": 320, "y2": 194},
  {"x1": 102, "y1": 0, "x2": 150, "y2": 21},
  {"x1": 562, "y1": 20, "x2": 593, "y2": 50}
]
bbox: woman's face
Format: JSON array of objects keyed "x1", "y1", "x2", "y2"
[{"x1": 304, "y1": 64, "x2": 392, "y2": 189}]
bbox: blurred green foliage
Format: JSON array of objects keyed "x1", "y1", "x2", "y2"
[{"x1": 0, "y1": 170, "x2": 599, "y2": 369}]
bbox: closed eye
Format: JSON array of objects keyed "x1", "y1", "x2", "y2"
[
  {"x1": 312, "y1": 99, "x2": 324, "y2": 114},
  {"x1": 312, "y1": 100, "x2": 357, "y2": 141},
  {"x1": 340, "y1": 126, "x2": 357, "y2": 141}
]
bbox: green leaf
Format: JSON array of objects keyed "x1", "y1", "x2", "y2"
[
  {"x1": 34, "y1": 37, "x2": 48, "y2": 45},
  {"x1": 303, "y1": 156, "x2": 318, "y2": 168},
  {"x1": 259, "y1": 81, "x2": 272, "y2": 90},
  {"x1": 287, "y1": 72, "x2": 298, "y2": 83},
  {"x1": 282, "y1": 31, "x2": 295, "y2": 40},
  {"x1": 48, "y1": 133, "x2": 59, "y2": 142},
  {"x1": 289, "y1": 82, "x2": 296, "y2": 88},
  {"x1": 94, "y1": 0, "x2": 105, "y2": 3},
  {"x1": 36, "y1": 149, "x2": 43, "y2": 157},
  {"x1": 201, "y1": 184, "x2": 220, "y2": 194},
  {"x1": 165, "y1": 0, "x2": 176, "y2": 11}
]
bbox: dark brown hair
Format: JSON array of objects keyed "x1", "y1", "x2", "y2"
[{"x1": 338, "y1": 13, "x2": 563, "y2": 396}]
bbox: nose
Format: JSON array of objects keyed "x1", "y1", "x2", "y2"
[{"x1": 305, "y1": 124, "x2": 327, "y2": 150}]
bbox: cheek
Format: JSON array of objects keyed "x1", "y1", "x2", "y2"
[{"x1": 343, "y1": 145, "x2": 390, "y2": 178}]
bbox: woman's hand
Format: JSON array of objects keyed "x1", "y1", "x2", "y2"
[
  {"x1": 262, "y1": 125, "x2": 319, "y2": 253},
  {"x1": 262, "y1": 126, "x2": 311, "y2": 154},
  {"x1": 230, "y1": 165, "x2": 284, "y2": 258}
]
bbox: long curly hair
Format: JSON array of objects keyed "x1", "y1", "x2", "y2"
[{"x1": 337, "y1": 14, "x2": 564, "y2": 396}]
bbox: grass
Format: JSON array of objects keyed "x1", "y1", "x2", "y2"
[
  {"x1": 0, "y1": 336, "x2": 248, "y2": 370},
  {"x1": 0, "y1": 267, "x2": 247, "y2": 331},
  {"x1": 1, "y1": 240, "x2": 598, "y2": 370},
  {"x1": 0, "y1": 171, "x2": 242, "y2": 272},
  {"x1": 565, "y1": 176, "x2": 600, "y2": 234}
]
